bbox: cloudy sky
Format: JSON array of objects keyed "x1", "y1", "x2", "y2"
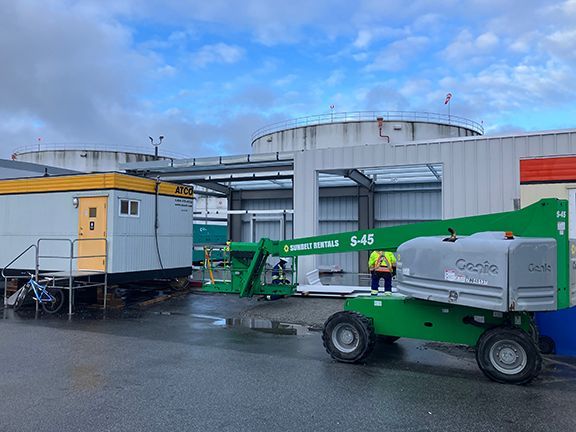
[{"x1": 1, "y1": 0, "x2": 576, "y2": 158}]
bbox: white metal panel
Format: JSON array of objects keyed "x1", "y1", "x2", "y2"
[
  {"x1": 240, "y1": 198, "x2": 293, "y2": 241},
  {"x1": 318, "y1": 196, "x2": 358, "y2": 273},
  {"x1": 318, "y1": 221, "x2": 358, "y2": 273},
  {"x1": 108, "y1": 191, "x2": 193, "y2": 273},
  {"x1": 374, "y1": 186, "x2": 441, "y2": 226},
  {"x1": 319, "y1": 196, "x2": 358, "y2": 220},
  {"x1": 293, "y1": 129, "x2": 576, "y2": 277},
  {"x1": 0, "y1": 192, "x2": 79, "y2": 271},
  {"x1": 0, "y1": 189, "x2": 193, "y2": 275}
]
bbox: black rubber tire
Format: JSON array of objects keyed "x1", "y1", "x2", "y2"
[
  {"x1": 322, "y1": 311, "x2": 376, "y2": 363},
  {"x1": 538, "y1": 335, "x2": 556, "y2": 355},
  {"x1": 476, "y1": 327, "x2": 542, "y2": 385},
  {"x1": 13, "y1": 285, "x2": 30, "y2": 312},
  {"x1": 378, "y1": 335, "x2": 400, "y2": 344},
  {"x1": 41, "y1": 288, "x2": 64, "y2": 314}
]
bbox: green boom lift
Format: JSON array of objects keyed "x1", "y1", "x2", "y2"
[{"x1": 203, "y1": 198, "x2": 572, "y2": 384}]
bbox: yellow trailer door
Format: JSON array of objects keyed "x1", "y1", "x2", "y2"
[{"x1": 78, "y1": 196, "x2": 108, "y2": 271}]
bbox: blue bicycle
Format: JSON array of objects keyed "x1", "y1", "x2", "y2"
[{"x1": 13, "y1": 274, "x2": 64, "y2": 314}]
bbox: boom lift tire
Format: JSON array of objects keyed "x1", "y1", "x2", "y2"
[
  {"x1": 322, "y1": 311, "x2": 376, "y2": 363},
  {"x1": 475, "y1": 327, "x2": 542, "y2": 385},
  {"x1": 538, "y1": 335, "x2": 556, "y2": 355}
]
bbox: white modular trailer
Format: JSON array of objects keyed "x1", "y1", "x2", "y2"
[{"x1": 0, "y1": 173, "x2": 194, "y2": 281}]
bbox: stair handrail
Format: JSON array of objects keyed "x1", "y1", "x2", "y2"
[
  {"x1": 3, "y1": 244, "x2": 37, "y2": 306},
  {"x1": 2, "y1": 244, "x2": 37, "y2": 278}
]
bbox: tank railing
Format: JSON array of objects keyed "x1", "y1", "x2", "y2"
[
  {"x1": 12, "y1": 142, "x2": 189, "y2": 159},
  {"x1": 251, "y1": 110, "x2": 484, "y2": 144},
  {"x1": 2, "y1": 244, "x2": 38, "y2": 307}
]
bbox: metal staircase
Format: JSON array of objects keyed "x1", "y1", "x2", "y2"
[{"x1": 2, "y1": 238, "x2": 108, "y2": 315}]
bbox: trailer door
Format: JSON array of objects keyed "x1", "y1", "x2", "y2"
[{"x1": 78, "y1": 196, "x2": 108, "y2": 271}]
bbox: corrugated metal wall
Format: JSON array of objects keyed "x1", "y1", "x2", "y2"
[
  {"x1": 238, "y1": 187, "x2": 441, "y2": 273},
  {"x1": 293, "y1": 130, "x2": 576, "y2": 277},
  {"x1": 109, "y1": 191, "x2": 193, "y2": 273},
  {"x1": 318, "y1": 196, "x2": 358, "y2": 273},
  {"x1": 240, "y1": 198, "x2": 293, "y2": 241},
  {"x1": 0, "y1": 190, "x2": 193, "y2": 273},
  {"x1": 375, "y1": 183, "x2": 442, "y2": 228}
]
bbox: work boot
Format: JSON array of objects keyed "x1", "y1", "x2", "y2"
[
  {"x1": 384, "y1": 291, "x2": 392, "y2": 296},
  {"x1": 371, "y1": 290, "x2": 379, "y2": 296}
]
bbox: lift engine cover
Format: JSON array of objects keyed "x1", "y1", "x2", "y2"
[{"x1": 396, "y1": 232, "x2": 557, "y2": 312}]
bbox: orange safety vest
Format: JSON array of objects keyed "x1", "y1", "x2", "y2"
[{"x1": 375, "y1": 256, "x2": 392, "y2": 272}]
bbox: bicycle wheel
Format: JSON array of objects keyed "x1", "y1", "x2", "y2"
[
  {"x1": 13, "y1": 285, "x2": 30, "y2": 312},
  {"x1": 42, "y1": 288, "x2": 64, "y2": 314}
]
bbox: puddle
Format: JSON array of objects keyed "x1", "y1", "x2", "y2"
[
  {"x1": 221, "y1": 318, "x2": 313, "y2": 335},
  {"x1": 1, "y1": 305, "x2": 144, "y2": 321},
  {"x1": 2, "y1": 300, "x2": 315, "y2": 336},
  {"x1": 152, "y1": 311, "x2": 314, "y2": 335}
]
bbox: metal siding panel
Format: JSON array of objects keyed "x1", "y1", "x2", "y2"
[
  {"x1": 375, "y1": 188, "x2": 441, "y2": 223},
  {"x1": 318, "y1": 221, "x2": 358, "y2": 273},
  {"x1": 110, "y1": 193, "x2": 193, "y2": 273},
  {"x1": 488, "y1": 138, "x2": 505, "y2": 213},
  {"x1": 0, "y1": 188, "x2": 192, "y2": 275},
  {"x1": 240, "y1": 198, "x2": 293, "y2": 242},
  {"x1": 319, "y1": 196, "x2": 357, "y2": 221},
  {"x1": 241, "y1": 198, "x2": 293, "y2": 211},
  {"x1": 293, "y1": 129, "x2": 576, "y2": 278},
  {"x1": 0, "y1": 192, "x2": 78, "y2": 271},
  {"x1": 319, "y1": 201, "x2": 359, "y2": 272}
]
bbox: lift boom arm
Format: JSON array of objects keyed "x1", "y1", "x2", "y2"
[{"x1": 204, "y1": 199, "x2": 570, "y2": 308}]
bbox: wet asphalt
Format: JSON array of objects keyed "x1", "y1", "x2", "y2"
[{"x1": 1, "y1": 292, "x2": 576, "y2": 432}]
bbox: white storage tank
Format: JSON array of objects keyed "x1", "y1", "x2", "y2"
[
  {"x1": 11, "y1": 144, "x2": 173, "y2": 173},
  {"x1": 251, "y1": 111, "x2": 483, "y2": 153}
]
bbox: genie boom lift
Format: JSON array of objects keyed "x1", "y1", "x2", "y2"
[{"x1": 203, "y1": 199, "x2": 574, "y2": 384}]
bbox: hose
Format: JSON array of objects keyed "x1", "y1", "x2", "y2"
[{"x1": 154, "y1": 178, "x2": 165, "y2": 271}]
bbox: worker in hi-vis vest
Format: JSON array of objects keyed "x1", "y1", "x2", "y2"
[{"x1": 368, "y1": 250, "x2": 397, "y2": 296}]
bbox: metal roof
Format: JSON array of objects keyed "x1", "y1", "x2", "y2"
[{"x1": 122, "y1": 151, "x2": 441, "y2": 193}]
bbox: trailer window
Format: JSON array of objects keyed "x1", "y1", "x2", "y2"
[
  {"x1": 130, "y1": 201, "x2": 139, "y2": 216},
  {"x1": 119, "y1": 199, "x2": 140, "y2": 217}
]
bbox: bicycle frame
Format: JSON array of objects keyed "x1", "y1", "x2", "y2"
[{"x1": 26, "y1": 277, "x2": 55, "y2": 304}]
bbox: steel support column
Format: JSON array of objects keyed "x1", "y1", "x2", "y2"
[
  {"x1": 357, "y1": 187, "x2": 374, "y2": 273},
  {"x1": 229, "y1": 191, "x2": 243, "y2": 242}
]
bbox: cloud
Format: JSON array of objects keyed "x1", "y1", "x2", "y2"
[
  {"x1": 361, "y1": 84, "x2": 411, "y2": 111},
  {"x1": 364, "y1": 36, "x2": 429, "y2": 72},
  {"x1": 2, "y1": 0, "x2": 576, "y2": 160},
  {"x1": 325, "y1": 70, "x2": 346, "y2": 87},
  {"x1": 189, "y1": 43, "x2": 244, "y2": 68},
  {"x1": 353, "y1": 27, "x2": 403, "y2": 49},
  {"x1": 0, "y1": 1, "x2": 156, "y2": 147},
  {"x1": 543, "y1": 29, "x2": 576, "y2": 62},
  {"x1": 442, "y1": 30, "x2": 499, "y2": 61}
]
